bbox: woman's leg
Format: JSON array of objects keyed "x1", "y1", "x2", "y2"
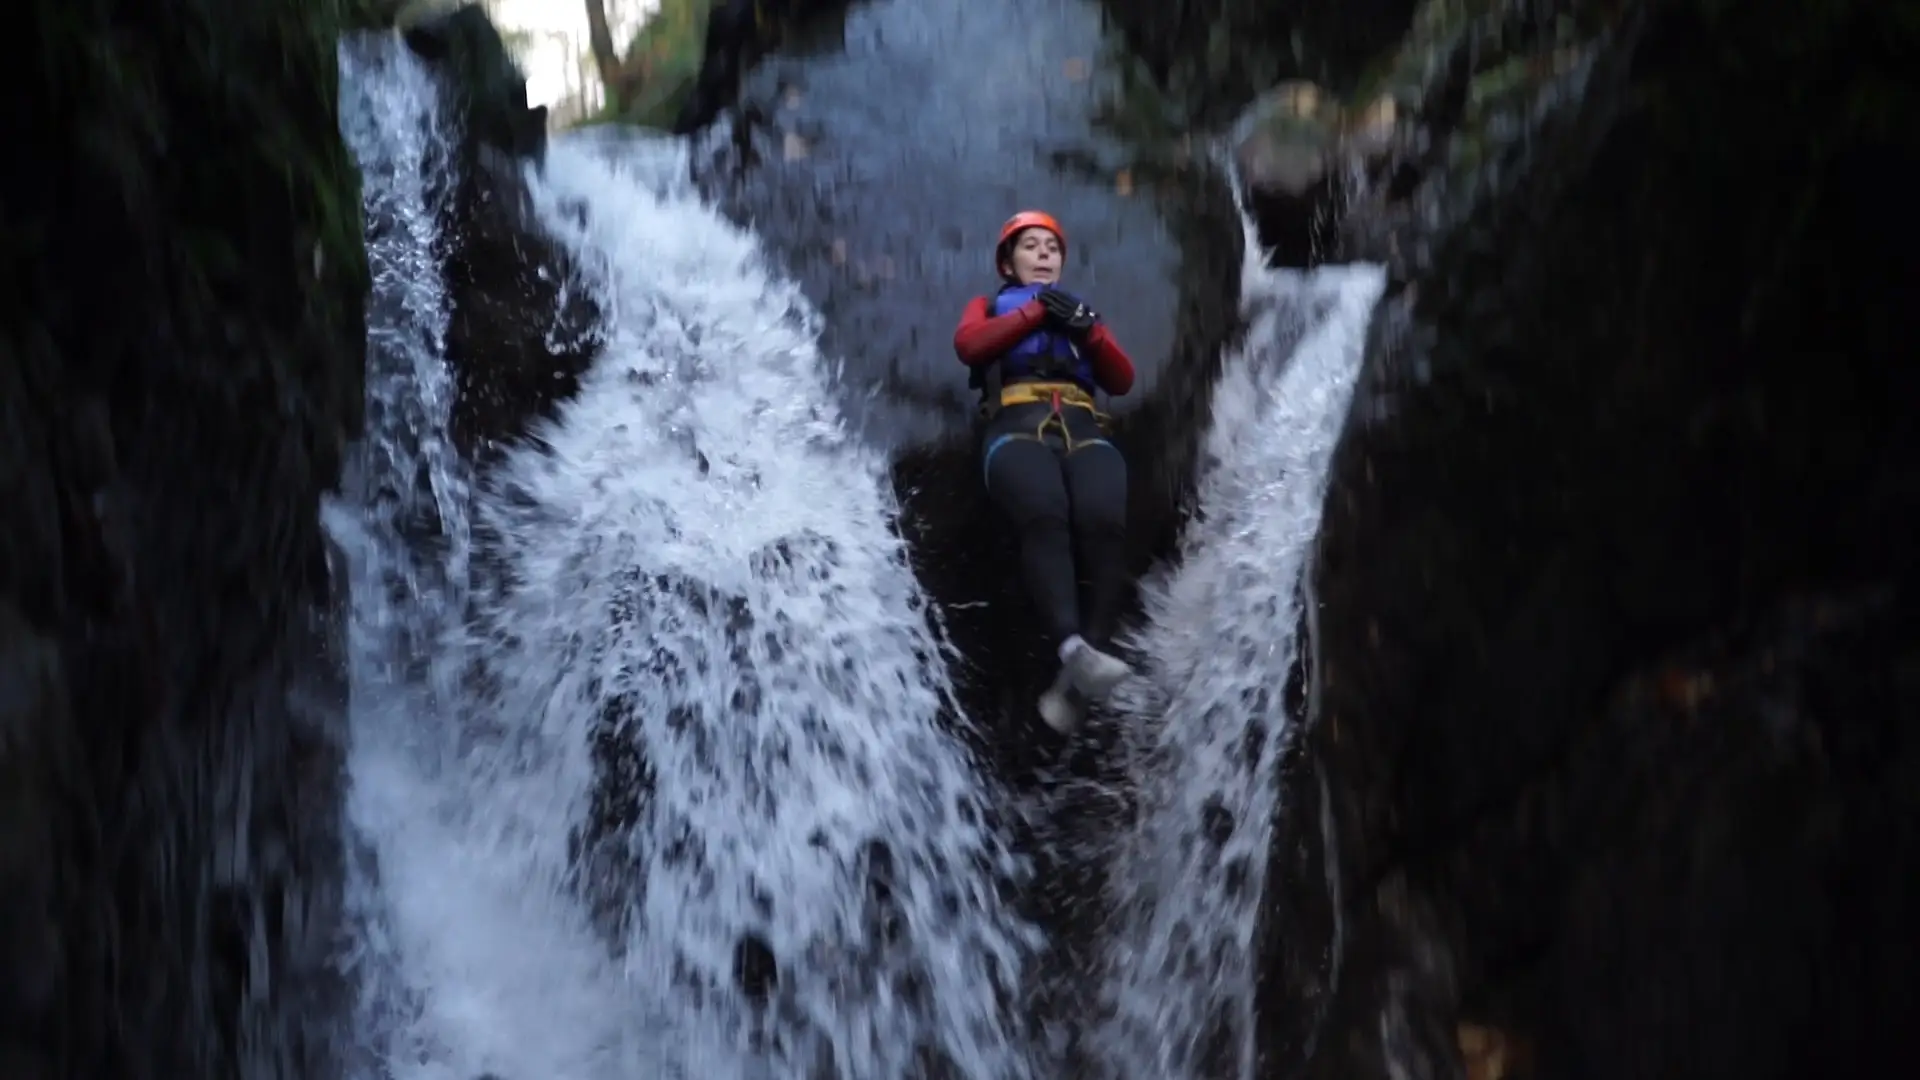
[
  {"x1": 1048, "y1": 408, "x2": 1131, "y2": 698},
  {"x1": 982, "y1": 419, "x2": 1080, "y2": 646},
  {"x1": 1061, "y1": 427, "x2": 1129, "y2": 647}
]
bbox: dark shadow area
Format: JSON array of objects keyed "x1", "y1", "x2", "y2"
[
  {"x1": 1276, "y1": 1, "x2": 1920, "y2": 1077},
  {"x1": 2, "y1": 0, "x2": 372, "y2": 1073}
]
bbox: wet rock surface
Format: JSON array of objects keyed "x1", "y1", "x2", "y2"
[
  {"x1": 2, "y1": 0, "x2": 370, "y2": 1073},
  {"x1": 670, "y1": 0, "x2": 862, "y2": 137},
  {"x1": 1201, "y1": 0, "x2": 1920, "y2": 1077},
  {"x1": 398, "y1": 3, "x2": 606, "y2": 459},
  {"x1": 1231, "y1": 82, "x2": 1399, "y2": 266},
  {"x1": 1096, "y1": 0, "x2": 1421, "y2": 128},
  {"x1": 692, "y1": 0, "x2": 1234, "y2": 442},
  {"x1": 1093, "y1": 0, "x2": 1420, "y2": 265}
]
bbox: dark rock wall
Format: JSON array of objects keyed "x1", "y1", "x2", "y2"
[
  {"x1": 1279, "y1": 0, "x2": 1920, "y2": 1077},
  {"x1": 1094, "y1": 0, "x2": 1420, "y2": 127},
  {"x1": 2, "y1": 0, "x2": 372, "y2": 1075}
]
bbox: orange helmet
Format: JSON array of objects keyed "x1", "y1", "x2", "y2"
[{"x1": 994, "y1": 210, "x2": 1066, "y2": 276}]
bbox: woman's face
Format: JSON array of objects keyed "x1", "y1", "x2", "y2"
[{"x1": 1003, "y1": 228, "x2": 1062, "y2": 285}]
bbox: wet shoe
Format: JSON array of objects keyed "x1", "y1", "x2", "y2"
[
  {"x1": 1062, "y1": 638, "x2": 1130, "y2": 699},
  {"x1": 1037, "y1": 668, "x2": 1082, "y2": 734}
]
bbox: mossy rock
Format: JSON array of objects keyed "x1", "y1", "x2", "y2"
[
  {"x1": 604, "y1": 0, "x2": 713, "y2": 130},
  {"x1": 1217, "y1": 0, "x2": 1619, "y2": 266},
  {"x1": 5, "y1": 0, "x2": 371, "y2": 1071},
  {"x1": 1093, "y1": 0, "x2": 1424, "y2": 126}
]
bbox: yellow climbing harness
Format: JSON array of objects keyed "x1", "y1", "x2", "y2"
[
  {"x1": 998, "y1": 381, "x2": 1113, "y2": 441},
  {"x1": 980, "y1": 381, "x2": 1118, "y2": 485},
  {"x1": 999, "y1": 380, "x2": 1095, "y2": 410}
]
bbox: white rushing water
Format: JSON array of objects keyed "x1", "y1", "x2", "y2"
[
  {"x1": 331, "y1": 37, "x2": 1043, "y2": 1080},
  {"x1": 330, "y1": 34, "x2": 505, "y2": 1080},
  {"x1": 331, "y1": 28, "x2": 1382, "y2": 1080},
  {"x1": 1090, "y1": 230, "x2": 1384, "y2": 1076}
]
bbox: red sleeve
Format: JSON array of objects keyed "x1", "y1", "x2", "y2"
[
  {"x1": 954, "y1": 295, "x2": 1047, "y2": 367},
  {"x1": 1083, "y1": 323, "x2": 1136, "y2": 396}
]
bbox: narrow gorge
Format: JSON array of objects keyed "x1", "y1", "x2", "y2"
[{"x1": 4, "y1": 1, "x2": 1912, "y2": 1078}]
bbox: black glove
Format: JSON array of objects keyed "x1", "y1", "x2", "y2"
[{"x1": 1038, "y1": 287, "x2": 1098, "y2": 340}]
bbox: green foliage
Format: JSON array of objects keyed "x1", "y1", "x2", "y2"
[{"x1": 607, "y1": 0, "x2": 712, "y2": 129}]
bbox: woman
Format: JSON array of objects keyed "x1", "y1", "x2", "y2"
[{"x1": 952, "y1": 210, "x2": 1137, "y2": 732}]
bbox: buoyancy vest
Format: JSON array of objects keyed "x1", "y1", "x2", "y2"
[{"x1": 988, "y1": 283, "x2": 1096, "y2": 392}]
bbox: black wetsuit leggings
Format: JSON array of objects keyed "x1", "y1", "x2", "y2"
[{"x1": 981, "y1": 399, "x2": 1128, "y2": 648}]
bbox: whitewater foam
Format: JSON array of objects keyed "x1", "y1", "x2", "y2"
[
  {"x1": 1091, "y1": 231, "x2": 1384, "y2": 1077},
  {"x1": 333, "y1": 117, "x2": 1048, "y2": 1079}
]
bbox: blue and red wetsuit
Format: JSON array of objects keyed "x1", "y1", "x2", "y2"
[{"x1": 951, "y1": 283, "x2": 1137, "y2": 649}]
